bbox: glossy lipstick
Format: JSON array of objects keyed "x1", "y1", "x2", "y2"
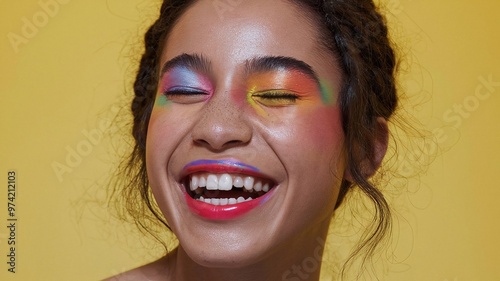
[{"x1": 181, "y1": 159, "x2": 275, "y2": 220}]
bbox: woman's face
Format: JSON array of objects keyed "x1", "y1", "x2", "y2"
[{"x1": 146, "y1": 0, "x2": 345, "y2": 266}]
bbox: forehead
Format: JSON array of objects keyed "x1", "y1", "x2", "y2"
[{"x1": 161, "y1": 0, "x2": 338, "y2": 78}]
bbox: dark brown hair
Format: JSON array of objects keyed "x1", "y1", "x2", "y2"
[{"x1": 119, "y1": 0, "x2": 398, "y2": 278}]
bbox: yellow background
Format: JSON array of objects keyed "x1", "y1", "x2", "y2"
[{"x1": 1, "y1": 0, "x2": 499, "y2": 280}]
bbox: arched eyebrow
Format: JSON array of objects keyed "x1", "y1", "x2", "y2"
[
  {"x1": 160, "y1": 54, "x2": 320, "y2": 84},
  {"x1": 160, "y1": 53, "x2": 212, "y2": 77},
  {"x1": 245, "y1": 56, "x2": 320, "y2": 83}
]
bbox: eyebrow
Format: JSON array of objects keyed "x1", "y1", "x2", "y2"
[
  {"x1": 160, "y1": 53, "x2": 320, "y2": 83},
  {"x1": 244, "y1": 56, "x2": 319, "y2": 83},
  {"x1": 159, "y1": 53, "x2": 212, "y2": 77}
]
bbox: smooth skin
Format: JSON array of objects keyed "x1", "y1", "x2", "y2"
[{"x1": 108, "y1": 0, "x2": 386, "y2": 280}]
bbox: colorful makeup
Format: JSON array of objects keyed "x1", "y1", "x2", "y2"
[
  {"x1": 246, "y1": 69, "x2": 336, "y2": 111},
  {"x1": 157, "y1": 66, "x2": 213, "y2": 105},
  {"x1": 183, "y1": 159, "x2": 260, "y2": 174},
  {"x1": 319, "y1": 79, "x2": 336, "y2": 105},
  {"x1": 156, "y1": 95, "x2": 168, "y2": 106},
  {"x1": 184, "y1": 189, "x2": 276, "y2": 220},
  {"x1": 181, "y1": 159, "x2": 277, "y2": 220}
]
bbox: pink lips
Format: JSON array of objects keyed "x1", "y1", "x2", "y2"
[{"x1": 181, "y1": 159, "x2": 275, "y2": 220}]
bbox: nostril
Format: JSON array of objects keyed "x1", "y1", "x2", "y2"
[
  {"x1": 194, "y1": 139, "x2": 210, "y2": 147},
  {"x1": 193, "y1": 137, "x2": 248, "y2": 151},
  {"x1": 226, "y1": 139, "x2": 247, "y2": 146}
]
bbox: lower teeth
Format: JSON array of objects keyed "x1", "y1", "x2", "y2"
[{"x1": 197, "y1": 196, "x2": 252, "y2": 205}]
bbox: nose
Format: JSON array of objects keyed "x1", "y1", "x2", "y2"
[{"x1": 191, "y1": 96, "x2": 252, "y2": 151}]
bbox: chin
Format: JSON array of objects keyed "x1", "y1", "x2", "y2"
[{"x1": 178, "y1": 232, "x2": 275, "y2": 268}]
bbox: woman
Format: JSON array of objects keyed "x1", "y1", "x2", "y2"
[{"x1": 110, "y1": 0, "x2": 397, "y2": 280}]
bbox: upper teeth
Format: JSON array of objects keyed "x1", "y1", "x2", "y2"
[{"x1": 190, "y1": 173, "x2": 270, "y2": 193}]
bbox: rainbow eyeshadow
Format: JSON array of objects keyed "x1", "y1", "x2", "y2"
[
  {"x1": 246, "y1": 85, "x2": 267, "y2": 116},
  {"x1": 248, "y1": 70, "x2": 317, "y2": 95},
  {"x1": 246, "y1": 69, "x2": 336, "y2": 108},
  {"x1": 156, "y1": 95, "x2": 168, "y2": 106},
  {"x1": 319, "y1": 80, "x2": 336, "y2": 105},
  {"x1": 157, "y1": 66, "x2": 213, "y2": 105}
]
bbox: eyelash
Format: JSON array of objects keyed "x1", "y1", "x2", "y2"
[
  {"x1": 160, "y1": 87, "x2": 209, "y2": 104},
  {"x1": 253, "y1": 91, "x2": 300, "y2": 101},
  {"x1": 163, "y1": 88, "x2": 208, "y2": 96},
  {"x1": 161, "y1": 88, "x2": 300, "y2": 106}
]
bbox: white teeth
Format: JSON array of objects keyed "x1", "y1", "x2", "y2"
[
  {"x1": 199, "y1": 176, "x2": 206, "y2": 187},
  {"x1": 190, "y1": 175, "x2": 199, "y2": 191},
  {"x1": 254, "y1": 181, "x2": 262, "y2": 192},
  {"x1": 233, "y1": 176, "x2": 244, "y2": 188},
  {"x1": 196, "y1": 197, "x2": 253, "y2": 205},
  {"x1": 190, "y1": 174, "x2": 266, "y2": 192},
  {"x1": 189, "y1": 174, "x2": 273, "y2": 204},
  {"x1": 206, "y1": 175, "x2": 218, "y2": 190},
  {"x1": 218, "y1": 173, "x2": 232, "y2": 191},
  {"x1": 244, "y1": 176, "x2": 254, "y2": 191}
]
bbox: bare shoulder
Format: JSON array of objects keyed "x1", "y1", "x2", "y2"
[{"x1": 102, "y1": 255, "x2": 173, "y2": 281}]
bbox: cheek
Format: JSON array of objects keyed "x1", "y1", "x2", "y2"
[
  {"x1": 296, "y1": 107, "x2": 345, "y2": 188},
  {"x1": 146, "y1": 107, "x2": 183, "y2": 170},
  {"x1": 146, "y1": 110, "x2": 168, "y2": 170},
  {"x1": 146, "y1": 103, "x2": 203, "y2": 179},
  {"x1": 273, "y1": 105, "x2": 345, "y2": 188},
  {"x1": 263, "y1": 105, "x2": 345, "y2": 187},
  {"x1": 269, "y1": 106, "x2": 345, "y2": 225},
  {"x1": 283, "y1": 106, "x2": 344, "y2": 153},
  {"x1": 298, "y1": 107, "x2": 345, "y2": 185}
]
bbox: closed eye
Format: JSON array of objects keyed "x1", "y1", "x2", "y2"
[
  {"x1": 251, "y1": 90, "x2": 299, "y2": 106},
  {"x1": 163, "y1": 87, "x2": 209, "y2": 104}
]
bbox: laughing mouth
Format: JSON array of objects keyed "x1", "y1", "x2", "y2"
[{"x1": 185, "y1": 173, "x2": 275, "y2": 206}]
